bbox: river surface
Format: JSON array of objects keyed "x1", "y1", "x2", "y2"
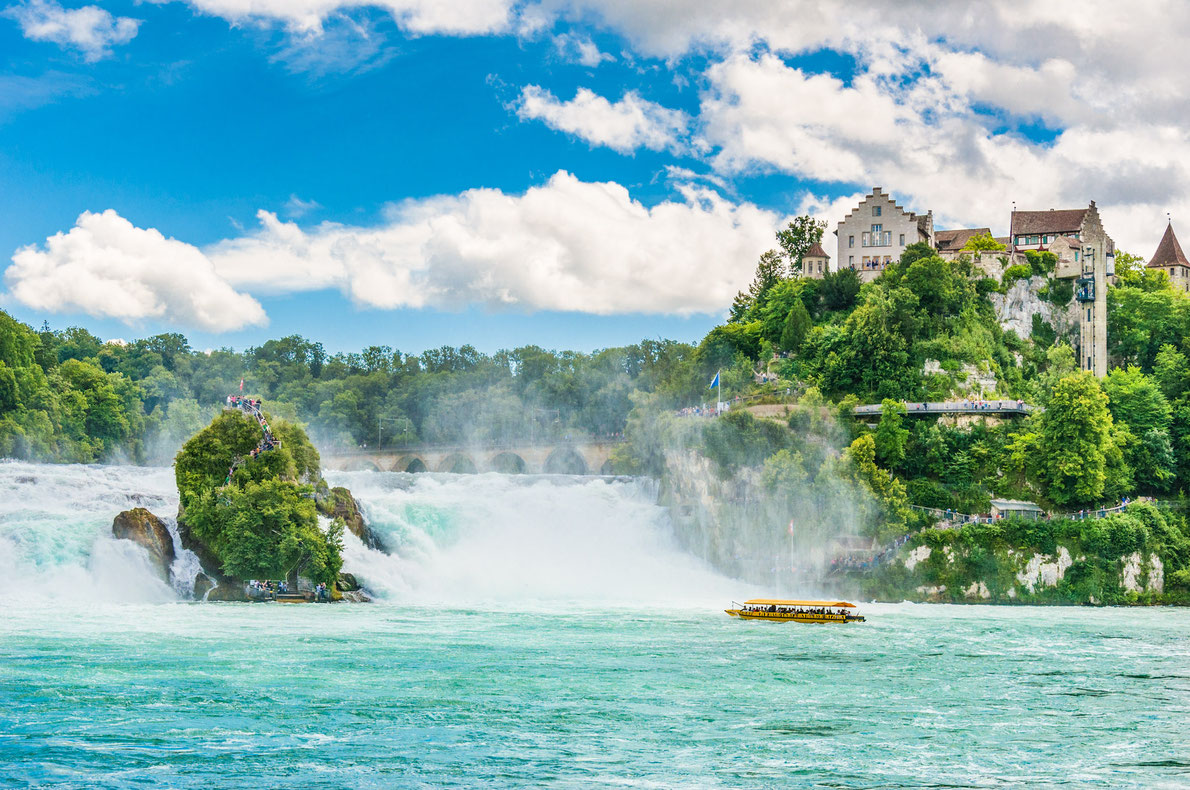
[{"x1": 2, "y1": 461, "x2": 1189, "y2": 788}]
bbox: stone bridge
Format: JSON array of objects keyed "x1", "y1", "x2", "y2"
[{"x1": 319, "y1": 440, "x2": 624, "y2": 475}]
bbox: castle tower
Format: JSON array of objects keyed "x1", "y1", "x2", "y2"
[{"x1": 800, "y1": 242, "x2": 830, "y2": 279}]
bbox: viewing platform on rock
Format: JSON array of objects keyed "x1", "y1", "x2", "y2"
[{"x1": 853, "y1": 399, "x2": 1040, "y2": 418}]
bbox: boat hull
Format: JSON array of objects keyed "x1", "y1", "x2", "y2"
[{"x1": 725, "y1": 609, "x2": 864, "y2": 623}]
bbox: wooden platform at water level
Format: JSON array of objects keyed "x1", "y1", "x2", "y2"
[{"x1": 275, "y1": 592, "x2": 314, "y2": 603}]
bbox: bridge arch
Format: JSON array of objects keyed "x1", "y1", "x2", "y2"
[
  {"x1": 437, "y1": 453, "x2": 478, "y2": 474},
  {"x1": 342, "y1": 457, "x2": 382, "y2": 472},
  {"x1": 398, "y1": 455, "x2": 428, "y2": 474},
  {"x1": 599, "y1": 459, "x2": 614, "y2": 475},
  {"x1": 489, "y1": 452, "x2": 527, "y2": 474},
  {"x1": 544, "y1": 447, "x2": 588, "y2": 475}
]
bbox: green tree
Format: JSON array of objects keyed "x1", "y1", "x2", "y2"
[
  {"x1": 1103, "y1": 367, "x2": 1173, "y2": 493},
  {"x1": 780, "y1": 298, "x2": 812, "y2": 354},
  {"x1": 874, "y1": 398, "x2": 909, "y2": 470},
  {"x1": 1038, "y1": 373, "x2": 1118, "y2": 507},
  {"x1": 820, "y1": 268, "x2": 861, "y2": 311},
  {"x1": 176, "y1": 410, "x2": 340, "y2": 585},
  {"x1": 1154, "y1": 345, "x2": 1190, "y2": 401},
  {"x1": 1113, "y1": 250, "x2": 1147, "y2": 276},
  {"x1": 960, "y1": 232, "x2": 1006, "y2": 252},
  {"x1": 775, "y1": 215, "x2": 827, "y2": 276}
]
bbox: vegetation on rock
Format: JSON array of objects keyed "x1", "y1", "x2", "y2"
[{"x1": 175, "y1": 410, "x2": 342, "y2": 586}]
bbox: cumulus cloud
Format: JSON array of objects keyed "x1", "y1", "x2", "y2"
[
  {"x1": 164, "y1": 0, "x2": 514, "y2": 35},
  {"x1": 4, "y1": 174, "x2": 782, "y2": 329},
  {"x1": 5, "y1": 0, "x2": 140, "y2": 61},
  {"x1": 5, "y1": 210, "x2": 266, "y2": 331},
  {"x1": 506, "y1": 1, "x2": 1190, "y2": 252},
  {"x1": 516, "y1": 85, "x2": 690, "y2": 154},
  {"x1": 208, "y1": 171, "x2": 780, "y2": 314}
]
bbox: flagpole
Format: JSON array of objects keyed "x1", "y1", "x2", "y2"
[{"x1": 717, "y1": 369, "x2": 721, "y2": 415}]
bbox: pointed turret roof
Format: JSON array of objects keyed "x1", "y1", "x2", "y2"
[
  {"x1": 804, "y1": 241, "x2": 830, "y2": 259},
  {"x1": 1148, "y1": 223, "x2": 1190, "y2": 269}
]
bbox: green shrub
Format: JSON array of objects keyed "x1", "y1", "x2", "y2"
[{"x1": 1002, "y1": 264, "x2": 1032, "y2": 288}]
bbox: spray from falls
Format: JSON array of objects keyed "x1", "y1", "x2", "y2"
[
  {"x1": 0, "y1": 461, "x2": 196, "y2": 603},
  {"x1": 328, "y1": 471, "x2": 748, "y2": 606}
]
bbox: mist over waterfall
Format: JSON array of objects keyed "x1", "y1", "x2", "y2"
[
  {"x1": 0, "y1": 461, "x2": 746, "y2": 606},
  {"x1": 0, "y1": 461, "x2": 184, "y2": 603},
  {"x1": 327, "y1": 471, "x2": 745, "y2": 606}
]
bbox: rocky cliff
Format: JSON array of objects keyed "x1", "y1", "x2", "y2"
[
  {"x1": 988, "y1": 275, "x2": 1078, "y2": 341},
  {"x1": 861, "y1": 504, "x2": 1188, "y2": 605}
]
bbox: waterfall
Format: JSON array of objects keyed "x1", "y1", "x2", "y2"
[
  {"x1": 0, "y1": 460, "x2": 187, "y2": 603},
  {"x1": 327, "y1": 471, "x2": 747, "y2": 606},
  {"x1": 0, "y1": 460, "x2": 748, "y2": 606}
]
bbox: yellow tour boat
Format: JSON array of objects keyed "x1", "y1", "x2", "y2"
[{"x1": 725, "y1": 599, "x2": 865, "y2": 624}]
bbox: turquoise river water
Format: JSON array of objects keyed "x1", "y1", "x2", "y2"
[{"x1": 1, "y1": 461, "x2": 1188, "y2": 788}]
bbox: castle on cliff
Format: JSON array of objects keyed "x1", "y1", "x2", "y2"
[{"x1": 801, "y1": 186, "x2": 1181, "y2": 379}]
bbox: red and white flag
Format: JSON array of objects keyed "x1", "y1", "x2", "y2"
[{"x1": 239, "y1": 378, "x2": 244, "y2": 392}]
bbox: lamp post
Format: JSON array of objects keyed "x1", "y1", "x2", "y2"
[{"x1": 377, "y1": 416, "x2": 411, "y2": 451}]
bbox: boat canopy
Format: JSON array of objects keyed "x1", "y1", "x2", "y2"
[{"x1": 742, "y1": 599, "x2": 856, "y2": 608}]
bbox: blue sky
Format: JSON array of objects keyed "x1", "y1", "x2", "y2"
[{"x1": 1, "y1": 1, "x2": 1186, "y2": 353}]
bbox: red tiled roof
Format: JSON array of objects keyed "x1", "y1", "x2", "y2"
[
  {"x1": 934, "y1": 227, "x2": 991, "y2": 251},
  {"x1": 804, "y1": 241, "x2": 830, "y2": 259},
  {"x1": 1011, "y1": 209, "x2": 1087, "y2": 236},
  {"x1": 1148, "y1": 223, "x2": 1190, "y2": 269}
]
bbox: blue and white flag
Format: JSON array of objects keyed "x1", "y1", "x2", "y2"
[{"x1": 709, "y1": 371, "x2": 720, "y2": 389}]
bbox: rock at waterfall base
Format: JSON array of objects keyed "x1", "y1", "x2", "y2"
[
  {"x1": 193, "y1": 572, "x2": 215, "y2": 600},
  {"x1": 112, "y1": 508, "x2": 175, "y2": 582},
  {"x1": 319, "y1": 487, "x2": 384, "y2": 550}
]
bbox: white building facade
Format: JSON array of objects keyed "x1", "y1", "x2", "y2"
[{"x1": 834, "y1": 187, "x2": 934, "y2": 281}]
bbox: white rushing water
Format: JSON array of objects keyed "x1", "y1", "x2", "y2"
[
  {"x1": 0, "y1": 461, "x2": 744, "y2": 606},
  {"x1": 328, "y1": 470, "x2": 745, "y2": 606},
  {"x1": 0, "y1": 461, "x2": 182, "y2": 603}
]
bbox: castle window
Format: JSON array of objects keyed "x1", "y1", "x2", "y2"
[
  {"x1": 899, "y1": 233, "x2": 905, "y2": 246},
  {"x1": 849, "y1": 235, "x2": 854, "y2": 248}
]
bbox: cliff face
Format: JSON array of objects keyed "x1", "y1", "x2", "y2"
[
  {"x1": 660, "y1": 449, "x2": 758, "y2": 581},
  {"x1": 988, "y1": 276, "x2": 1081, "y2": 342},
  {"x1": 864, "y1": 516, "x2": 1182, "y2": 606},
  {"x1": 990, "y1": 277, "x2": 1053, "y2": 338}
]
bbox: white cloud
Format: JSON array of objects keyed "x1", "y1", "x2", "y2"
[
  {"x1": 4, "y1": 174, "x2": 782, "y2": 328},
  {"x1": 516, "y1": 85, "x2": 690, "y2": 154},
  {"x1": 5, "y1": 0, "x2": 139, "y2": 61},
  {"x1": 207, "y1": 171, "x2": 781, "y2": 315},
  {"x1": 283, "y1": 194, "x2": 322, "y2": 218},
  {"x1": 553, "y1": 32, "x2": 613, "y2": 67},
  {"x1": 164, "y1": 0, "x2": 514, "y2": 35},
  {"x1": 4, "y1": 210, "x2": 266, "y2": 331}
]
